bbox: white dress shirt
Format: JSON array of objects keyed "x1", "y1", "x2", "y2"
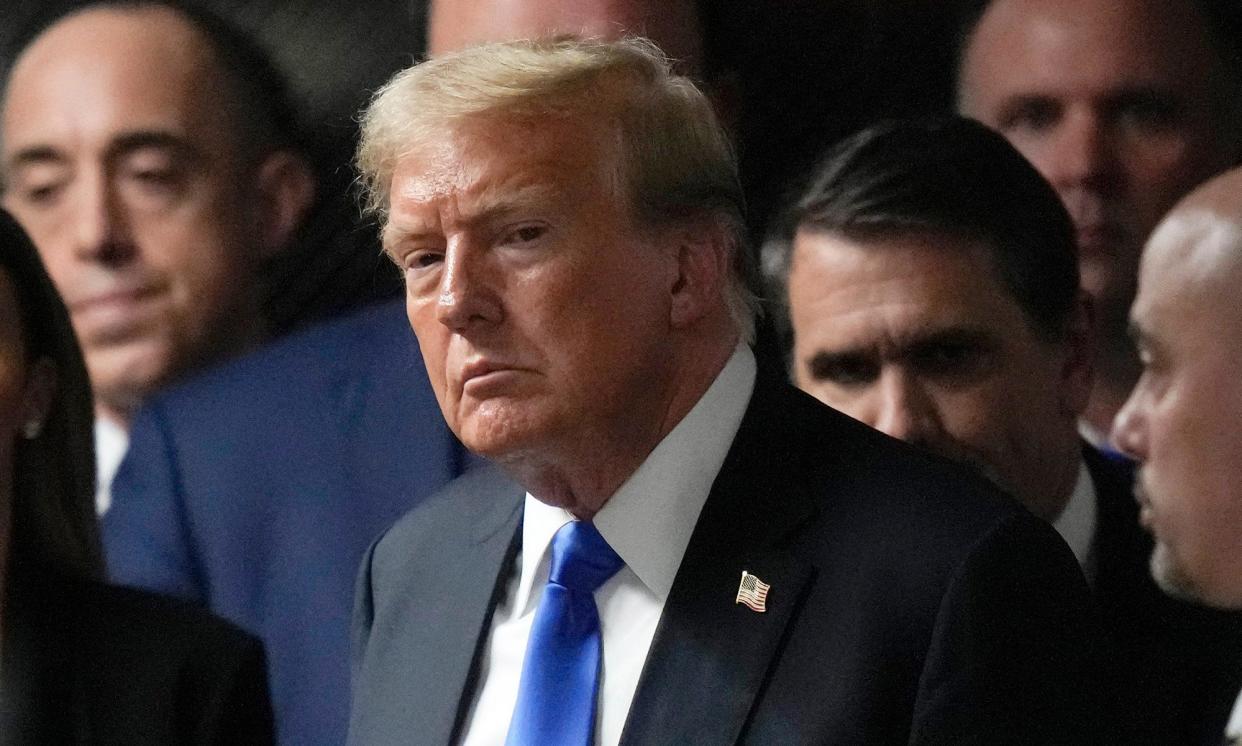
[
  {"x1": 460, "y1": 344, "x2": 756, "y2": 746},
  {"x1": 1226, "y1": 688, "x2": 1242, "y2": 744},
  {"x1": 94, "y1": 417, "x2": 129, "y2": 516},
  {"x1": 1051, "y1": 459, "x2": 1097, "y2": 574}
]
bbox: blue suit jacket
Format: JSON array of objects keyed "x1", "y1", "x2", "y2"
[{"x1": 103, "y1": 298, "x2": 470, "y2": 746}]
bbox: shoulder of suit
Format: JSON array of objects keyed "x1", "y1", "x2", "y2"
[
  {"x1": 750, "y1": 380, "x2": 1027, "y2": 531},
  {"x1": 372, "y1": 464, "x2": 521, "y2": 562}
]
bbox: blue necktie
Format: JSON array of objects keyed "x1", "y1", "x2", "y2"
[{"x1": 505, "y1": 521, "x2": 624, "y2": 746}]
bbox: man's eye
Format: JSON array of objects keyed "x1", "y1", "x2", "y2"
[
  {"x1": 1115, "y1": 95, "x2": 1182, "y2": 134},
  {"x1": 133, "y1": 169, "x2": 176, "y2": 184},
  {"x1": 19, "y1": 182, "x2": 63, "y2": 206},
  {"x1": 406, "y1": 251, "x2": 443, "y2": 270},
  {"x1": 912, "y1": 343, "x2": 986, "y2": 379},
  {"x1": 807, "y1": 355, "x2": 878, "y2": 386},
  {"x1": 503, "y1": 225, "x2": 546, "y2": 245},
  {"x1": 999, "y1": 100, "x2": 1061, "y2": 135}
]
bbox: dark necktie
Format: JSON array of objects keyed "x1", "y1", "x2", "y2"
[{"x1": 505, "y1": 521, "x2": 624, "y2": 746}]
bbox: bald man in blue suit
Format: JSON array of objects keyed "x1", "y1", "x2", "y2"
[{"x1": 103, "y1": 298, "x2": 472, "y2": 746}]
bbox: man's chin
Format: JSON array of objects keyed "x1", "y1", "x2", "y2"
[
  {"x1": 1149, "y1": 541, "x2": 1209, "y2": 605},
  {"x1": 86, "y1": 341, "x2": 179, "y2": 414}
]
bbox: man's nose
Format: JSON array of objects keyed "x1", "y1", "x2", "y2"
[
  {"x1": 434, "y1": 243, "x2": 503, "y2": 331},
  {"x1": 1044, "y1": 110, "x2": 1122, "y2": 194},
  {"x1": 1110, "y1": 386, "x2": 1148, "y2": 461},
  {"x1": 872, "y1": 371, "x2": 944, "y2": 445},
  {"x1": 72, "y1": 174, "x2": 136, "y2": 265}
]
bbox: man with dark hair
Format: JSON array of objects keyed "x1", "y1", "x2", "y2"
[
  {"x1": 0, "y1": 1, "x2": 316, "y2": 512},
  {"x1": 954, "y1": 0, "x2": 1242, "y2": 444},
  {"x1": 764, "y1": 116, "x2": 1242, "y2": 743}
]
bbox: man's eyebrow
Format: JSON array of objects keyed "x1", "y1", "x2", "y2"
[
  {"x1": 992, "y1": 93, "x2": 1058, "y2": 119},
  {"x1": 5, "y1": 144, "x2": 66, "y2": 176},
  {"x1": 805, "y1": 348, "x2": 874, "y2": 378},
  {"x1": 465, "y1": 180, "x2": 561, "y2": 223},
  {"x1": 106, "y1": 130, "x2": 202, "y2": 163},
  {"x1": 5, "y1": 130, "x2": 201, "y2": 177},
  {"x1": 902, "y1": 327, "x2": 992, "y2": 353}
]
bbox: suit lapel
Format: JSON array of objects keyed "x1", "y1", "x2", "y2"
[
  {"x1": 368, "y1": 468, "x2": 522, "y2": 746},
  {"x1": 441, "y1": 481, "x2": 523, "y2": 744},
  {"x1": 621, "y1": 379, "x2": 818, "y2": 746}
]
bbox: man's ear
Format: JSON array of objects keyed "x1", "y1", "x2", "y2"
[
  {"x1": 668, "y1": 216, "x2": 731, "y2": 330},
  {"x1": 1059, "y1": 290, "x2": 1096, "y2": 417},
  {"x1": 255, "y1": 150, "x2": 316, "y2": 259}
]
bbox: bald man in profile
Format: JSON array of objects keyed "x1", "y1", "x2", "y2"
[
  {"x1": 105, "y1": 3, "x2": 715, "y2": 745},
  {"x1": 1113, "y1": 167, "x2": 1242, "y2": 743}
]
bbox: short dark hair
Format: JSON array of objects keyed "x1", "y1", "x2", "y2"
[
  {"x1": 0, "y1": 209, "x2": 102, "y2": 583},
  {"x1": 762, "y1": 116, "x2": 1078, "y2": 348},
  {"x1": 3, "y1": 0, "x2": 305, "y2": 159}
]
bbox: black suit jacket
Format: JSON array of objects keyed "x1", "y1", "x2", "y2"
[
  {"x1": 1, "y1": 565, "x2": 273, "y2": 745},
  {"x1": 350, "y1": 376, "x2": 1105, "y2": 745},
  {"x1": 1087, "y1": 447, "x2": 1242, "y2": 745}
]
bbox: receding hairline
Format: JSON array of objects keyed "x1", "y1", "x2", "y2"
[
  {"x1": 955, "y1": 0, "x2": 1242, "y2": 107},
  {"x1": 3, "y1": 2, "x2": 297, "y2": 162}
]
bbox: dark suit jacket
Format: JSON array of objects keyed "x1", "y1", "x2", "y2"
[
  {"x1": 1086, "y1": 447, "x2": 1242, "y2": 744},
  {"x1": 1, "y1": 564, "x2": 272, "y2": 745},
  {"x1": 103, "y1": 299, "x2": 471, "y2": 746},
  {"x1": 350, "y1": 374, "x2": 1105, "y2": 745}
]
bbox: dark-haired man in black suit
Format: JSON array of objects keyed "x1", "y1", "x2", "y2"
[{"x1": 766, "y1": 116, "x2": 1242, "y2": 744}]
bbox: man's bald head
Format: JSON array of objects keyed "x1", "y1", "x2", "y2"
[
  {"x1": 1112, "y1": 166, "x2": 1242, "y2": 607},
  {"x1": 427, "y1": 0, "x2": 704, "y2": 77}
]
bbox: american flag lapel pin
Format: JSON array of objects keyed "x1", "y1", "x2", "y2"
[{"x1": 735, "y1": 570, "x2": 770, "y2": 613}]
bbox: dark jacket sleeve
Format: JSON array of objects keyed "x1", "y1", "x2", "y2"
[{"x1": 184, "y1": 630, "x2": 276, "y2": 745}]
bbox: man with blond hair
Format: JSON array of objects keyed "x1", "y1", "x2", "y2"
[{"x1": 349, "y1": 37, "x2": 1103, "y2": 745}]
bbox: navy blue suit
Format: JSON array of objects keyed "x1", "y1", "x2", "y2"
[{"x1": 103, "y1": 299, "x2": 470, "y2": 746}]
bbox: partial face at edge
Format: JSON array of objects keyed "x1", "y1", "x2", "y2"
[
  {"x1": 1112, "y1": 214, "x2": 1242, "y2": 607},
  {"x1": 958, "y1": 0, "x2": 1238, "y2": 334},
  {"x1": 1, "y1": 8, "x2": 271, "y2": 420},
  {"x1": 787, "y1": 230, "x2": 1088, "y2": 518}
]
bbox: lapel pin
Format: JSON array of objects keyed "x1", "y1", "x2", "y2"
[{"x1": 735, "y1": 570, "x2": 770, "y2": 613}]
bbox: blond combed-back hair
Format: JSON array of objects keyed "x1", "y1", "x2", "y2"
[{"x1": 356, "y1": 36, "x2": 758, "y2": 342}]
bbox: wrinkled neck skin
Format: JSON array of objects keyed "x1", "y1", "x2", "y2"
[{"x1": 502, "y1": 333, "x2": 738, "y2": 521}]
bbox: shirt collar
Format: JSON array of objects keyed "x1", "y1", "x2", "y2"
[
  {"x1": 513, "y1": 344, "x2": 756, "y2": 615},
  {"x1": 1227, "y1": 686, "x2": 1242, "y2": 740},
  {"x1": 1052, "y1": 458, "x2": 1097, "y2": 569},
  {"x1": 93, "y1": 416, "x2": 129, "y2": 515}
]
